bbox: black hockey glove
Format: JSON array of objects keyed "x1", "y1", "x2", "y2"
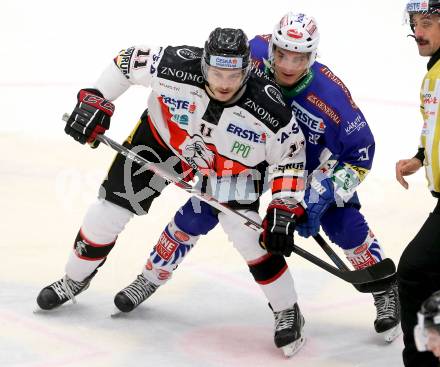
[
  {"x1": 65, "y1": 88, "x2": 115, "y2": 148},
  {"x1": 260, "y1": 198, "x2": 306, "y2": 257}
]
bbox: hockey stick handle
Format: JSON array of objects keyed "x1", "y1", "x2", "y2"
[
  {"x1": 313, "y1": 233, "x2": 366, "y2": 292},
  {"x1": 309, "y1": 159, "x2": 397, "y2": 291},
  {"x1": 61, "y1": 113, "x2": 395, "y2": 291},
  {"x1": 313, "y1": 234, "x2": 350, "y2": 271},
  {"x1": 61, "y1": 113, "x2": 263, "y2": 232}
]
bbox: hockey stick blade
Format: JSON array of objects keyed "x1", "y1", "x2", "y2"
[
  {"x1": 61, "y1": 114, "x2": 395, "y2": 290},
  {"x1": 291, "y1": 244, "x2": 395, "y2": 291},
  {"x1": 313, "y1": 234, "x2": 396, "y2": 292}
]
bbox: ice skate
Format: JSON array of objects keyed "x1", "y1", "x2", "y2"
[
  {"x1": 113, "y1": 273, "x2": 159, "y2": 314},
  {"x1": 373, "y1": 281, "x2": 401, "y2": 342},
  {"x1": 36, "y1": 271, "x2": 96, "y2": 310},
  {"x1": 272, "y1": 303, "x2": 306, "y2": 357}
]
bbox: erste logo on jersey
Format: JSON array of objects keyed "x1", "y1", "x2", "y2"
[
  {"x1": 161, "y1": 95, "x2": 195, "y2": 111},
  {"x1": 291, "y1": 102, "x2": 324, "y2": 133},
  {"x1": 226, "y1": 123, "x2": 266, "y2": 143},
  {"x1": 161, "y1": 94, "x2": 196, "y2": 126},
  {"x1": 291, "y1": 101, "x2": 324, "y2": 146}
]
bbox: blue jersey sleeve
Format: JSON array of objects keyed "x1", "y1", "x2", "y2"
[
  {"x1": 324, "y1": 94, "x2": 375, "y2": 170},
  {"x1": 314, "y1": 65, "x2": 375, "y2": 200},
  {"x1": 249, "y1": 35, "x2": 271, "y2": 71}
]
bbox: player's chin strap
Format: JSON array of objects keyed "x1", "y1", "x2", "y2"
[{"x1": 61, "y1": 113, "x2": 396, "y2": 293}]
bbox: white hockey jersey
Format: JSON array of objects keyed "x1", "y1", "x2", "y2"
[{"x1": 94, "y1": 45, "x2": 306, "y2": 203}]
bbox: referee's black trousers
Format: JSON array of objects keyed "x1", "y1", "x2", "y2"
[{"x1": 398, "y1": 199, "x2": 440, "y2": 367}]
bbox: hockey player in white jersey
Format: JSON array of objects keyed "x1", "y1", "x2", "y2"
[
  {"x1": 36, "y1": 28, "x2": 307, "y2": 357},
  {"x1": 112, "y1": 12, "x2": 400, "y2": 345}
]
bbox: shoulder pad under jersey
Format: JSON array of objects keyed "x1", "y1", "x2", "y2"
[
  {"x1": 240, "y1": 70, "x2": 294, "y2": 133},
  {"x1": 156, "y1": 45, "x2": 205, "y2": 88}
]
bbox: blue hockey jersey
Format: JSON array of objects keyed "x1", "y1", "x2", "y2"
[{"x1": 250, "y1": 35, "x2": 375, "y2": 201}]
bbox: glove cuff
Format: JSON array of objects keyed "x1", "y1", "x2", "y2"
[{"x1": 268, "y1": 198, "x2": 305, "y2": 219}]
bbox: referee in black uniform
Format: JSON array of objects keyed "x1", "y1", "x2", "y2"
[{"x1": 396, "y1": 1, "x2": 440, "y2": 366}]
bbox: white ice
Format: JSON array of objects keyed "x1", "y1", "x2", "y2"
[{"x1": 1, "y1": 0, "x2": 436, "y2": 366}]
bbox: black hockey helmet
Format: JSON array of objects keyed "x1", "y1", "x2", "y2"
[
  {"x1": 406, "y1": 0, "x2": 440, "y2": 31},
  {"x1": 201, "y1": 28, "x2": 251, "y2": 86}
]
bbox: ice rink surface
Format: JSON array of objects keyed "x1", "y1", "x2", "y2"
[{"x1": 1, "y1": 0, "x2": 438, "y2": 365}]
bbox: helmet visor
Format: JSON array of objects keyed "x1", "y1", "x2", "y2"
[
  {"x1": 273, "y1": 48, "x2": 311, "y2": 70},
  {"x1": 201, "y1": 52, "x2": 251, "y2": 98},
  {"x1": 204, "y1": 65, "x2": 247, "y2": 89}
]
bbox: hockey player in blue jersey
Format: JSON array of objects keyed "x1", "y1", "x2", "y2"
[{"x1": 114, "y1": 12, "x2": 400, "y2": 342}]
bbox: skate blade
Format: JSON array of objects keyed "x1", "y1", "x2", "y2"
[
  {"x1": 33, "y1": 304, "x2": 61, "y2": 314},
  {"x1": 382, "y1": 324, "x2": 402, "y2": 343},
  {"x1": 110, "y1": 310, "x2": 123, "y2": 318},
  {"x1": 281, "y1": 336, "x2": 306, "y2": 358},
  {"x1": 110, "y1": 308, "x2": 129, "y2": 318}
]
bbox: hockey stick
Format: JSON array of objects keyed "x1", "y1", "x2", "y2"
[
  {"x1": 62, "y1": 114, "x2": 395, "y2": 291},
  {"x1": 313, "y1": 234, "x2": 395, "y2": 293}
]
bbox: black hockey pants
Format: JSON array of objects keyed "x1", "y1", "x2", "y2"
[{"x1": 398, "y1": 199, "x2": 440, "y2": 367}]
